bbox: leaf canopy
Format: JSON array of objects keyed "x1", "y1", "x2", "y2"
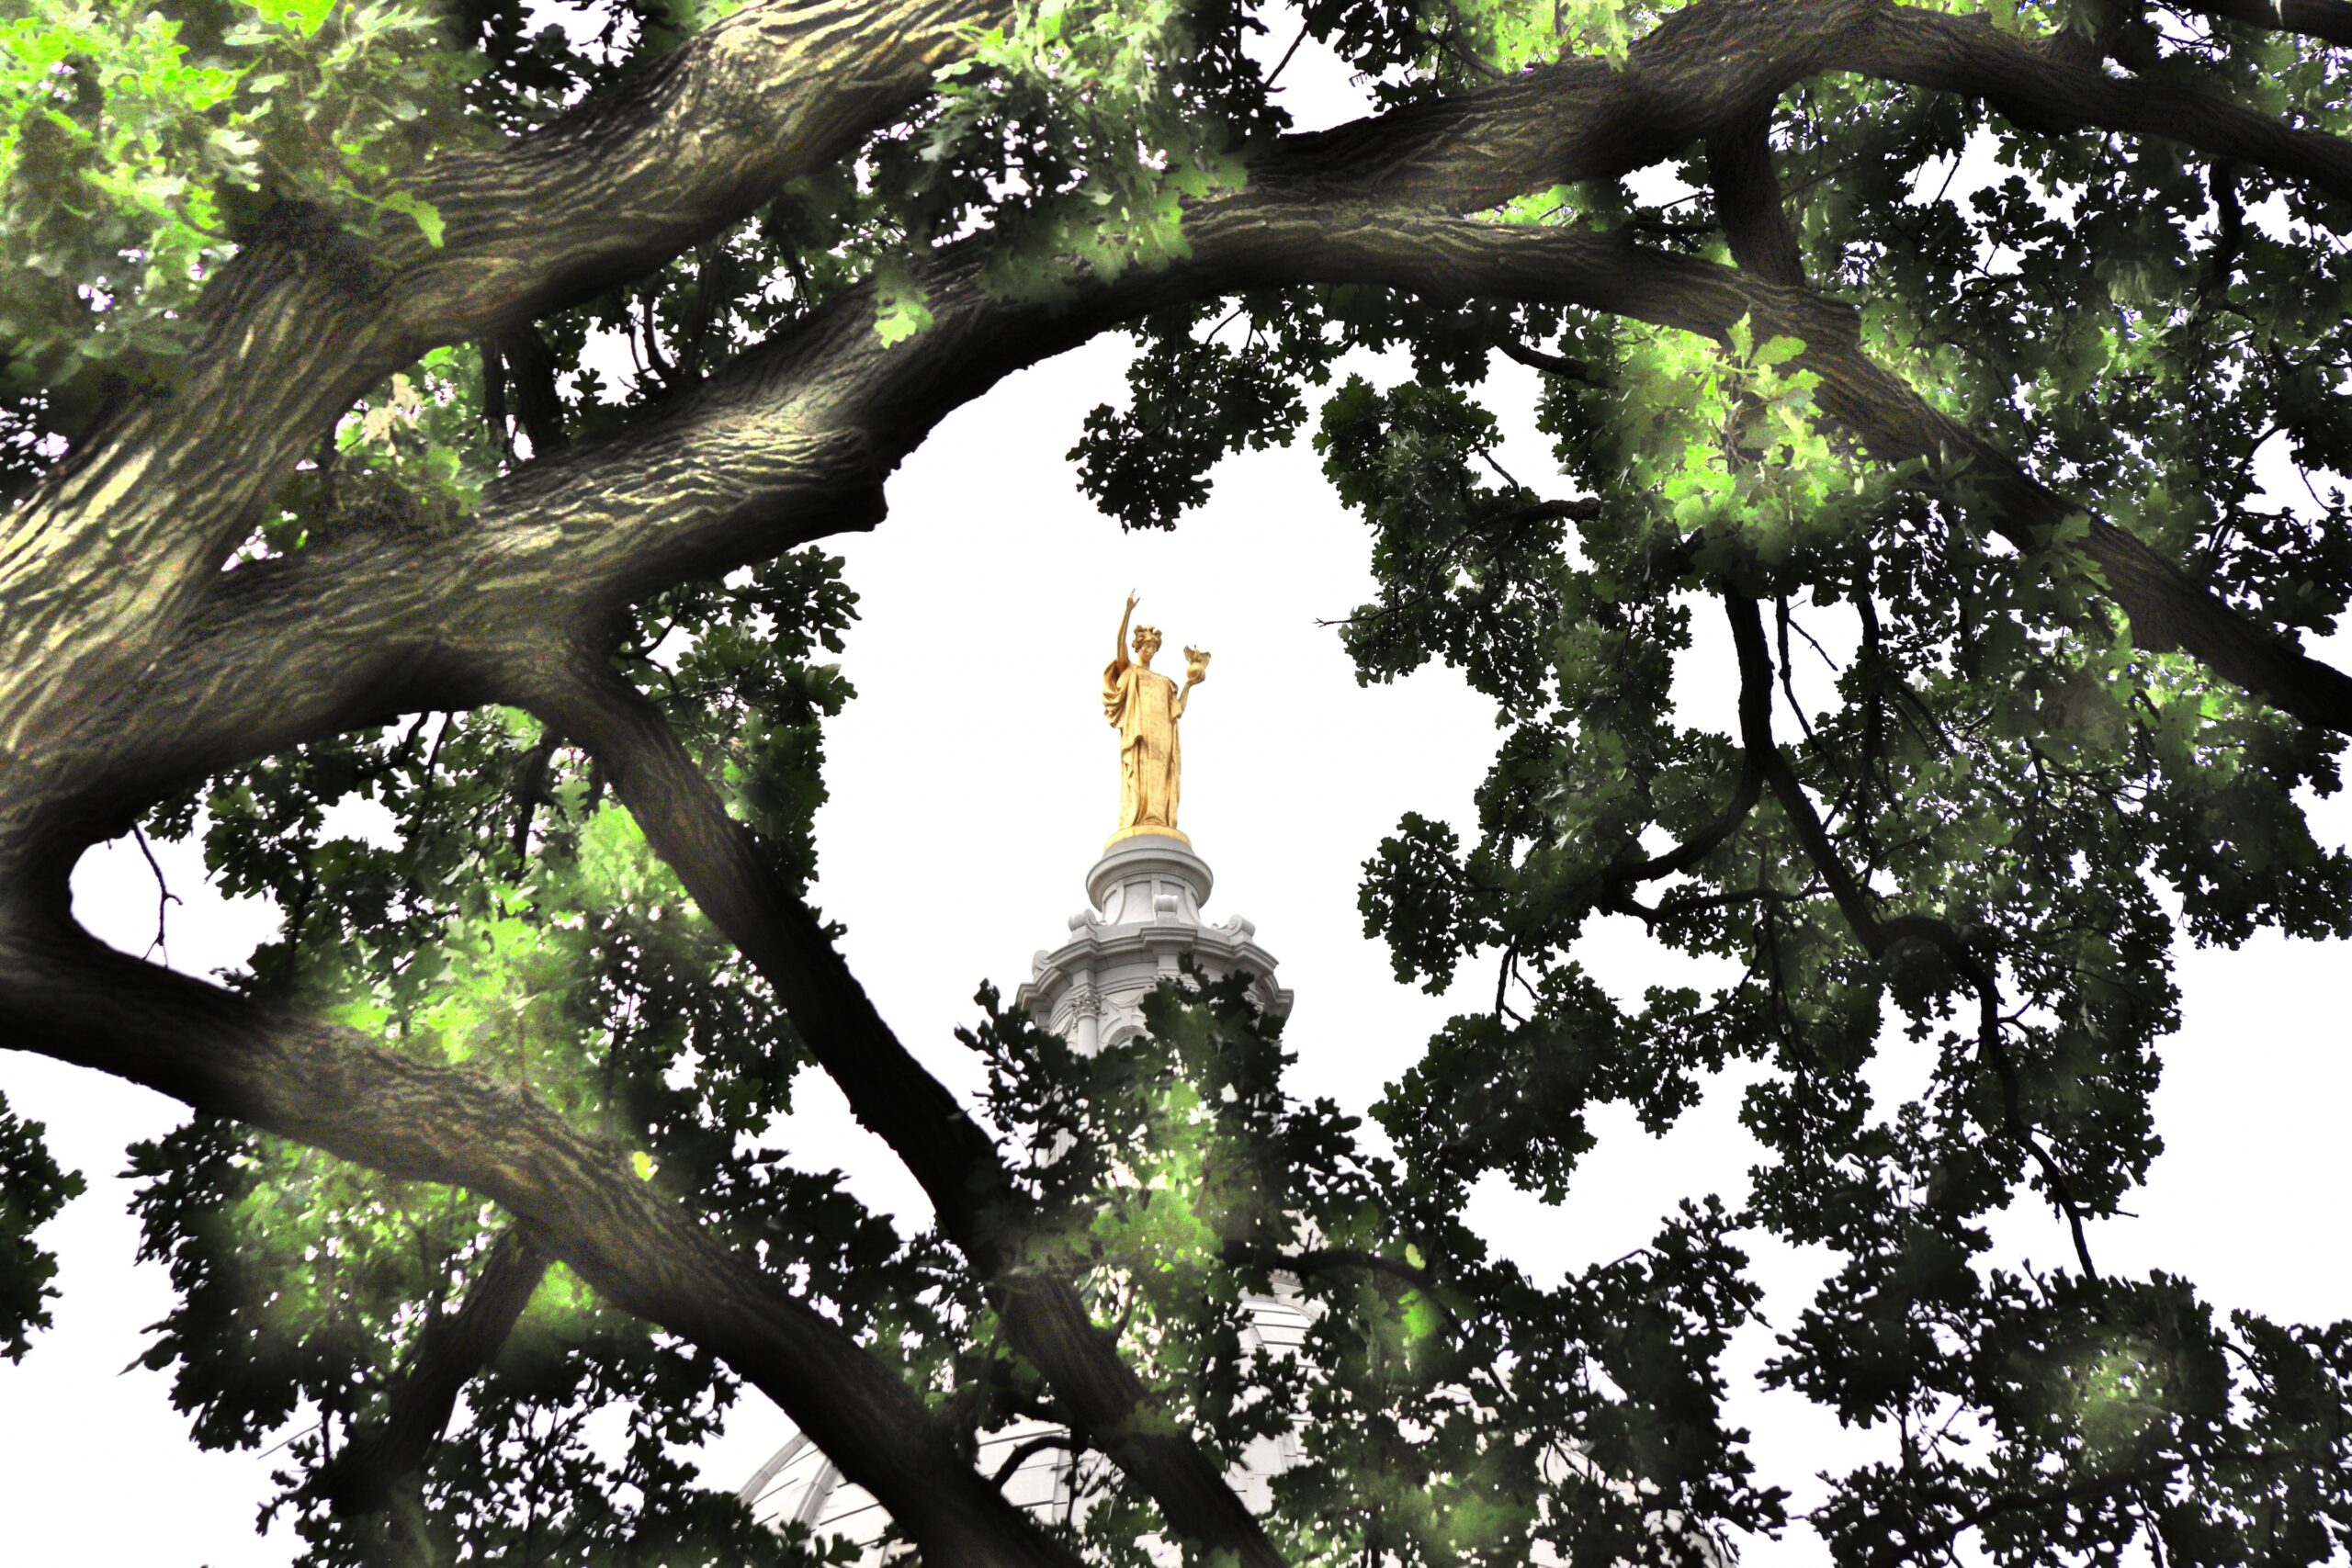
[{"x1": 3, "y1": 0, "x2": 2351, "y2": 1564}]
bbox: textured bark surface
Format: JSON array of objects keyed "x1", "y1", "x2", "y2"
[
  {"x1": 535, "y1": 662, "x2": 1284, "y2": 1563},
  {"x1": 0, "y1": 0, "x2": 994, "y2": 827},
  {"x1": 7, "y1": 0, "x2": 2352, "y2": 1559},
  {"x1": 0, "y1": 922, "x2": 1080, "y2": 1568}
]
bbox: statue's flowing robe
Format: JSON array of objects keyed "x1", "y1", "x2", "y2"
[{"x1": 1102, "y1": 659, "x2": 1181, "y2": 831}]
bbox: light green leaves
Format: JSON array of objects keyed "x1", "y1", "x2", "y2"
[
  {"x1": 1599, "y1": 313, "x2": 1859, "y2": 576},
  {"x1": 1548, "y1": 0, "x2": 1658, "y2": 67},
  {"x1": 377, "y1": 187, "x2": 442, "y2": 248},
  {"x1": 0, "y1": 0, "x2": 470, "y2": 395},
  {"x1": 870, "y1": 254, "x2": 933, "y2": 347}
]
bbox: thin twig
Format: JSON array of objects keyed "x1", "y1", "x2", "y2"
[
  {"x1": 131, "y1": 825, "x2": 181, "y2": 961},
  {"x1": 1776, "y1": 597, "x2": 1818, "y2": 742},
  {"x1": 1476, "y1": 446, "x2": 1525, "y2": 491},
  {"x1": 1264, "y1": 24, "x2": 1310, "y2": 88}
]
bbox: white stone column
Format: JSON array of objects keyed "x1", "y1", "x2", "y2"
[{"x1": 1070, "y1": 973, "x2": 1101, "y2": 1056}]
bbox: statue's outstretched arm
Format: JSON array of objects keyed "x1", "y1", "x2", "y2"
[
  {"x1": 1173, "y1": 645, "x2": 1208, "y2": 717},
  {"x1": 1111, "y1": 590, "x2": 1138, "y2": 673}
]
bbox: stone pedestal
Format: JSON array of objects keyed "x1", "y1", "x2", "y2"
[{"x1": 1014, "y1": 830, "x2": 1290, "y2": 1054}]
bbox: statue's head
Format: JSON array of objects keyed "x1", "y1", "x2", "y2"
[{"x1": 1132, "y1": 624, "x2": 1162, "y2": 663}]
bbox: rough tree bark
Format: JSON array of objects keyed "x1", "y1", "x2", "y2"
[{"x1": 6, "y1": 0, "x2": 2351, "y2": 1560}]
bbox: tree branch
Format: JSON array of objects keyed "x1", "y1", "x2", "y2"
[
  {"x1": 13, "y1": 2, "x2": 2335, "y2": 1548},
  {"x1": 311, "y1": 1227, "x2": 550, "y2": 1515},
  {"x1": 523, "y1": 655, "x2": 1287, "y2": 1567},
  {"x1": 0, "y1": 921, "x2": 1081, "y2": 1568},
  {"x1": 19, "y1": 0, "x2": 2352, "y2": 840},
  {"x1": 0, "y1": 0, "x2": 998, "y2": 795},
  {"x1": 495, "y1": 326, "x2": 572, "y2": 457},
  {"x1": 1262, "y1": 0, "x2": 2352, "y2": 214},
  {"x1": 41, "y1": 186, "x2": 2352, "y2": 902},
  {"x1": 1223, "y1": 1240, "x2": 1444, "y2": 1297},
  {"x1": 20, "y1": 0, "x2": 2352, "y2": 872},
  {"x1": 129, "y1": 824, "x2": 181, "y2": 961},
  {"x1": 1705, "y1": 112, "x2": 1805, "y2": 290},
  {"x1": 989, "y1": 1432, "x2": 1083, "y2": 1492},
  {"x1": 1723, "y1": 593, "x2": 2101, "y2": 1280},
  {"x1": 2168, "y1": 0, "x2": 2352, "y2": 47},
  {"x1": 1497, "y1": 336, "x2": 1602, "y2": 382}
]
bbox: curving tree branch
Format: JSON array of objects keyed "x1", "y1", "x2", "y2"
[
  {"x1": 0, "y1": 920, "x2": 1081, "y2": 1568},
  {"x1": 24, "y1": 0, "x2": 2352, "y2": 868},
  {"x1": 54, "y1": 209, "x2": 2347, "y2": 869},
  {"x1": 0, "y1": 0, "x2": 1000, "y2": 795},
  {"x1": 311, "y1": 1227, "x2": 550, "y2": 1517},
  {"x1": 524, "y1": 652, "x2": 1287, "y2": 1567},
  {"x1": 9, "y1": 0, "x2": 2352, "y2": 1552},
  {"x1": 1723, "y1": 593, "x2": 2103, "y2": 1279}
]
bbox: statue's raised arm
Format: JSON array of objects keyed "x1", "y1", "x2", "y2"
[{"x1": 1110, "y1": 590, "x2": 1138, "y2": 677}]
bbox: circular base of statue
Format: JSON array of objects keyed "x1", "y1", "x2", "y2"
[
  {"x1": 1103, "y1": 824, "x2": 1191, "y2": 849},
  {"x1": 1086, "y1": 829, "x2": 1213, "y2": 919}
]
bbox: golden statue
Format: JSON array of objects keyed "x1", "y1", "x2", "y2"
[{"x1": 1102, "y1": 591, "x2": 1209, "y2": 844}]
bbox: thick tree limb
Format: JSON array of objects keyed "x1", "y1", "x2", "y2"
[
  {"x1": 495, "y1": 327, "x2": 574, "y2": 458},
  {"x1": 1266, "y1": 0, "x2": 2352, "y2": 212},
  {"x1": 1705, "y1": 115, "x2": 1806, "y2": 291},
  {"x1": 0, "y1": 924, "x2": 1080, "y2": 1568},
  {"x1": 0, "y1": 0, "x2": 996, "y2": 786},
  {"x1": 313, "y1": 1229, "x2": 550, "y2": 1515},
  {"x1": 526, "y1": 656, "x2": 1287, "y2": 1568},
  {"x1": 21, "y1": 0, "x2": 2352, "y2": 861},
  {"x1": 51, "y1": 207, "x2": 2347, "y2": 877},
  {"x1": 29, "y1": 208, "x2": 2349, "y2": 912},
  {"x1": 10, "y1": 2, "x2": 2352, "y2": 1546},
  {"x1": 2169, "y1": 0, "x2": 2352, "y2": 47}
]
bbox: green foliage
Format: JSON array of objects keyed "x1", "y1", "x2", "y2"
[
  {"x1": 117, "y1": 544, "x2": 888, "y2": 1560},
  {"x1": 957, "y1": 972, "x2": 1782, "y2": 1565},
  {"x1": 12, "y1": 0, "x2": 2352, "y2": 1563},
  {"x1": 1072, "y1": 301, "x2": 1316, "y2": 528},
  {"x1": 0, "y1": 1090, "x2": 82, "y2": 1362},
  {"x1": 0, "y1": 0, "x2": 472, "y2": 412},
  {"x1": 922, "y1": 0, "x2": 1259, "y2": 299},
  {"x1": 1023, "y1": 11, "x2": 2352, "y2": 1554}
]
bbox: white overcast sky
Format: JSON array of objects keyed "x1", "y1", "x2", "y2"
[{"x1": 6, "y1": 16, "x2": 2349, "y2": 1565}]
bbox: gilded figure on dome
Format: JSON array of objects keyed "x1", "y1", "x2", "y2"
[{"x1": 1102, "y1": 591, "x2": 1208, "y2": 843}]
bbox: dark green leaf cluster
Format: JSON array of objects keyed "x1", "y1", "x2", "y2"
[
  {"x1": 1072, "y1": 304, "x2": 1314, "y2": 529},
  {"x1": 959, "y1": 971, "x2": 1783, "y2": 1565},
  {"x1": 116, "y1": 544, "x2": 928, "y2": 1562},
  {"x1": 0, "y1": 1089, "x2": 83, "y2": 1362}
]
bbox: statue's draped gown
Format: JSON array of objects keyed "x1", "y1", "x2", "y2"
[{"x1": 1102, "y1": 658, "x2": 1182, "y2": 831}]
